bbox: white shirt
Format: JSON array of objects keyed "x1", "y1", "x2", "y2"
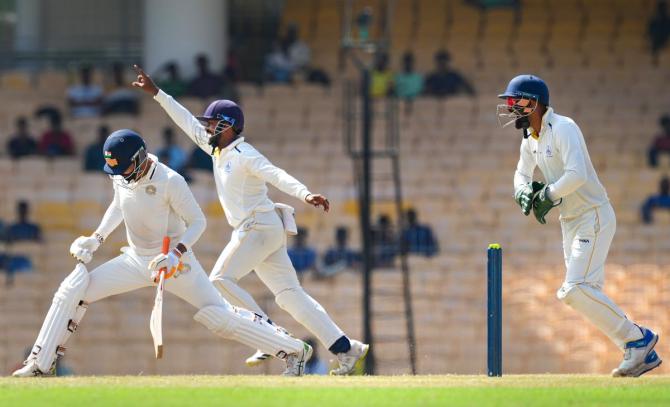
[
  {"x1": 94, "y1": 154, "x2": 206, "y2": 256},
  {"x1": 154, "y1": 90, "x2": 312, "y2": 228},
  {"x1": 514, "y1": 107, "x2": 609, "y2": 219}
]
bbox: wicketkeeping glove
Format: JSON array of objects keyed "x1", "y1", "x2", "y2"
[
  {"x1": 532, "y1": 185, "x2": 561, "y2": 225},
  {"x1": 514, "y1": 181, "x2": 545, "y2": 216}
]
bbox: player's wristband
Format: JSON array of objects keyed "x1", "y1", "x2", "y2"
[{"x1": 174, "y1": 243, "x2": 187, "y2": 256}]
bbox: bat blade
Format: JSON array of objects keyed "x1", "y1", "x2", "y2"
[{"x1": 149, "y1": 236, "x2": 170, "y2": 359}]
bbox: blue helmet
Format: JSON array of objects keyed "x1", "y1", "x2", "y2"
[
  {"x1": 103, "y1": 129, "x2": 147, "y2": 180},
  {"x1": 498, "y1": 74, "x2": 549, "y2": 106}
]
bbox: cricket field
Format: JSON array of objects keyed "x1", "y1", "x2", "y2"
[{"x1": 2, "y1": 375, "x2": 670, "y2": 406}]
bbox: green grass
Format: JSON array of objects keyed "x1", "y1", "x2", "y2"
[{"x1": 2, "y1": 375, "x2": 670, "y2": 407}]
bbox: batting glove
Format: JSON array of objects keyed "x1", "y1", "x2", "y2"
[
  {"x1": 70, "y1": 234, "x2": 103, "y2": 264},
  {"x1": 149, "y1": 249, "x2": 183, "y2": 282}
]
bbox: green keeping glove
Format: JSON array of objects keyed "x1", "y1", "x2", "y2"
[
  {"x1": 514, "y1": 181, "x2": 545, "y2": 216},
  {"x1": 532, "y1": 185, "x2": 560, "y2": 224}
]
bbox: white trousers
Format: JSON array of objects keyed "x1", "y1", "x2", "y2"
[
  {"x1": 28, "y1": 246, "x2": 304, "y2": 372},
  {"x1": 84, "y1": 248, "x2": 221, "y2": 307},
  {"x1": 556, "y1": 203, "x2": 642, "y2": 350},
  {"x1": 210, "y1": 210, "x2": 345, "y2": 349}
]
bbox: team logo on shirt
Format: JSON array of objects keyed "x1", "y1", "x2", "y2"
[
  {"x1": 224, "y1": 161, "x2": 232, "y2": 173},
  {"x1": 145, "y1": 185, "x2": 156, "y2": 195},
  {"x1": 104, "y1": 151, "x2": 118, "y2": 167},
  {"x1": 545, "y1": 146, "x2": 553, "y2": 157}
]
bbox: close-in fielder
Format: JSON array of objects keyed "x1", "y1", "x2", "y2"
[
  {"x1": 13, "y1": 129, "x2": 311, "y2": 377},
  {"x1": 132, "y1": 65, "x2": 368, "y2": 375},
  {"x1": 499, "y1": 74, "x2": 661, "y2": 377}
]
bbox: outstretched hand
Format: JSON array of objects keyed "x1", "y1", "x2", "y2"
[
  {"x1": 306, "y1": 194, "x2": 330, "y2": 212},
  {"x1": 131, "y1": 64, "x2": 159, "y2": 96}
]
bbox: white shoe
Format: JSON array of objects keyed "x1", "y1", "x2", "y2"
[
  {"x1": 245, "y1": 350, "x2": 272, "y2": 367},
  {"x1": 282, "y1": 342, "x2": 313, "y2": 377},
  {"x1": 12, "y1": 359, "x2": 53, "y2": 377},
  {"x1": 329, "y1": 339, "x2": 369, "y2": 375},
  {"x1": 612, "y1": 327, "x2": 661, "y2": 377}
]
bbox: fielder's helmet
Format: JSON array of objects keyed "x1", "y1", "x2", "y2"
[
  {"x1": 197, "y1": 99, "x2": 244, "y2": 134},
  {"x1": 498, "y1": 74, "x2": 549, "y2": 106},
  {"x1": 103, "y1": 129, "x2": 147, "y2": 176}
]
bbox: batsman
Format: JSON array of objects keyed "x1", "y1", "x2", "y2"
[
  {"x1": 499, "y1": 74, "x2": 661, "y2": 377},
  {"x1": 132, "y1": 64, "x2": 368, "y2": 375},
  {"x1": 13, "y1": 129, "x2": 311, "y2": 377}
]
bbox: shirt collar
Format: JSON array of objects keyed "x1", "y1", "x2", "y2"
[
  {"x1": 213, "y1": 137, "x2": 245, "y2": 159},
  {"x1": 540, "y1": 107, "x2": 554, "y2": 133}
]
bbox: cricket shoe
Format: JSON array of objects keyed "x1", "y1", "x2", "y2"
[
  {"x1": 246, "y1": 350, "x2": 272, "y2": 367},
  {"x1": 282, "y1": 341, "x2": 313, "y2": 377},
  {"x1": 612, "y1": 327, "x2": 661, "y2": 377},
  {"x1": 12, "y1": 359, "x2": 55, "y2": 377},
  {"x1": 329, "y1": 340, "x2": 369, "y2": 375}
]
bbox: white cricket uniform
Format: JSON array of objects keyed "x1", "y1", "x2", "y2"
[
  {"x1": 514, "y1": 108, "x2": 642, "y2": 349},
  {"x1": 154, "y1": 90, "x2": 346, "y2": 349},
  {"x1": 25, "y1": 156, "x2": 304, "y2": 372}
]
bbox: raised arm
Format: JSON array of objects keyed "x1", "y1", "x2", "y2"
[{"x1": 132, "y1": 64, "x2": 210, "y2": 152}]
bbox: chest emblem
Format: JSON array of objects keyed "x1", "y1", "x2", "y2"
[
  {"x1": 224, "y1": 161, "x2": 233, "y2": 173},
  {"x1": 145, "y1": 185, "x2": 157, "y2": 195},
  {"x1": 545, "y1": 146, "x2": 553, "y2": 157}
]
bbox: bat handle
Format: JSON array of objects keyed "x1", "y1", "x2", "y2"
[
  {"x1": 162, "y1": 236, "x2": 170, "y2": 255},
  {"x1": 159, "y1": 236, "x2": 170, "y2": 278}
]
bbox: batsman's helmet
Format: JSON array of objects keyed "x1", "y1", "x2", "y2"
[
  {"x1": 498, "y1": 74, "x2": 549, "y2": 106},
  {"x1": 103, "y1": 129, "x2": 148, "y2": 183}
]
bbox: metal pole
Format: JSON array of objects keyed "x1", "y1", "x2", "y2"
[{"x1": 360, "y1": 67, "x2": 375, "y2": 374}]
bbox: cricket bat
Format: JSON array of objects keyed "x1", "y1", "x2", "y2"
[{"x1": 150, "y1": 236, "x2": 170, "y2": 359}]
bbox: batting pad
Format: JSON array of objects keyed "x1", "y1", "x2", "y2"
[
  {"x1": 212, "y1": 278, "x2": 269, "y2": 319},
  {"x1": 275, "y1": 287, "x2": 344, "y2": 348},
  {"x1": 32, "y1": 263, "x2": 90, "y2": 372},
  {"x1": 194, "y1": 305, "x2": 302, "y2": 357},
  {"x1": 557, "y1": 283, "x2": 642, "y2": 350}
]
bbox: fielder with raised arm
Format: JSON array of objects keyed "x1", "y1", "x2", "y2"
[
  {"x1": 13, "y1": 129, "x2": 311, "y2": 377},
  {"x1": 133, "y1": 65, "x2": 368, "y2": 375},
  {"x1": 498, "y1": 74, "x2": 661, "y2": 377}
]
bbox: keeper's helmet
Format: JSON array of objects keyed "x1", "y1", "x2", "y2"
[
  {"x1": 196, "y1": 99, "x2": 244, "y2": 148},
  {"x1": 497, "y1": 74, "x2": 549, "y2": 128},
  {"x1": 103, "y1": 129, "x2": 149, "y2": 186}
]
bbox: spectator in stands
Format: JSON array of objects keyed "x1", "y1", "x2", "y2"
[
  {"x1": 7, "y1": 117, "x2": 38, "y2": 159},
  {"x1": 323, "y1": 226, "x2": 360, "y2": 268},
  {"x1": 67, "y1": 65, "x2": 103, "y2": 118},
  {"x1": 189, "y1": 146, "x2": 213, "y2": 172},
  {"x1": 424, "y1": 50, "x2": 475, "y2": 98},
  {"x1": 303, "y1": 337, "x2": 328, "y2": 375},
  {"x1": 187, "y1": 54, "x2": 224, "y2": 99},
  {"x1": 282, "y1": 23, "x2": 331, "y2": 87},
  {"x1": 370, "y1": 52, "x2": 393, "y2": 98},
  {"x1": 372, "y1": 214, "x2": 397, "y2": 267},
  {"x1": 38, "y1": 115, "x2": 75, "y2": 157},
  {"x1": 394, "y1": 52, "x2": 424, "y2": 113},
  {"x1": 6, "y1": 201, "x2": 42, "y2": 243},
  {"x1": 102, "y1": 62, "x2": 140, "y2": 116},
  {"x1": 648, "y1": 114, "x2": 670, "y2": 167},
  {"x1": 401, "y1": 208, "x2": 438, "y2": 257},
  {"x1": 156, "y1": 127, "x2": 187, "y2": 174},
  {"x1": 264, "y1": 41, "x2": 294, "y2": 83},
  {"x1": 648, "y1": 0, "x2": 670, "y2": 65},
  {"x1": 84, "y1": 125, "x2": 109, "y2": 172},
  {"x1": 288, "y1": 227, "x2": 317, "y2": 275},
  {"x1": 157, "y1": 61, "x2": 188, "y2": 98},
  {"x1": 642, "y1": 177, "x2": 670, "y2": 224}
]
